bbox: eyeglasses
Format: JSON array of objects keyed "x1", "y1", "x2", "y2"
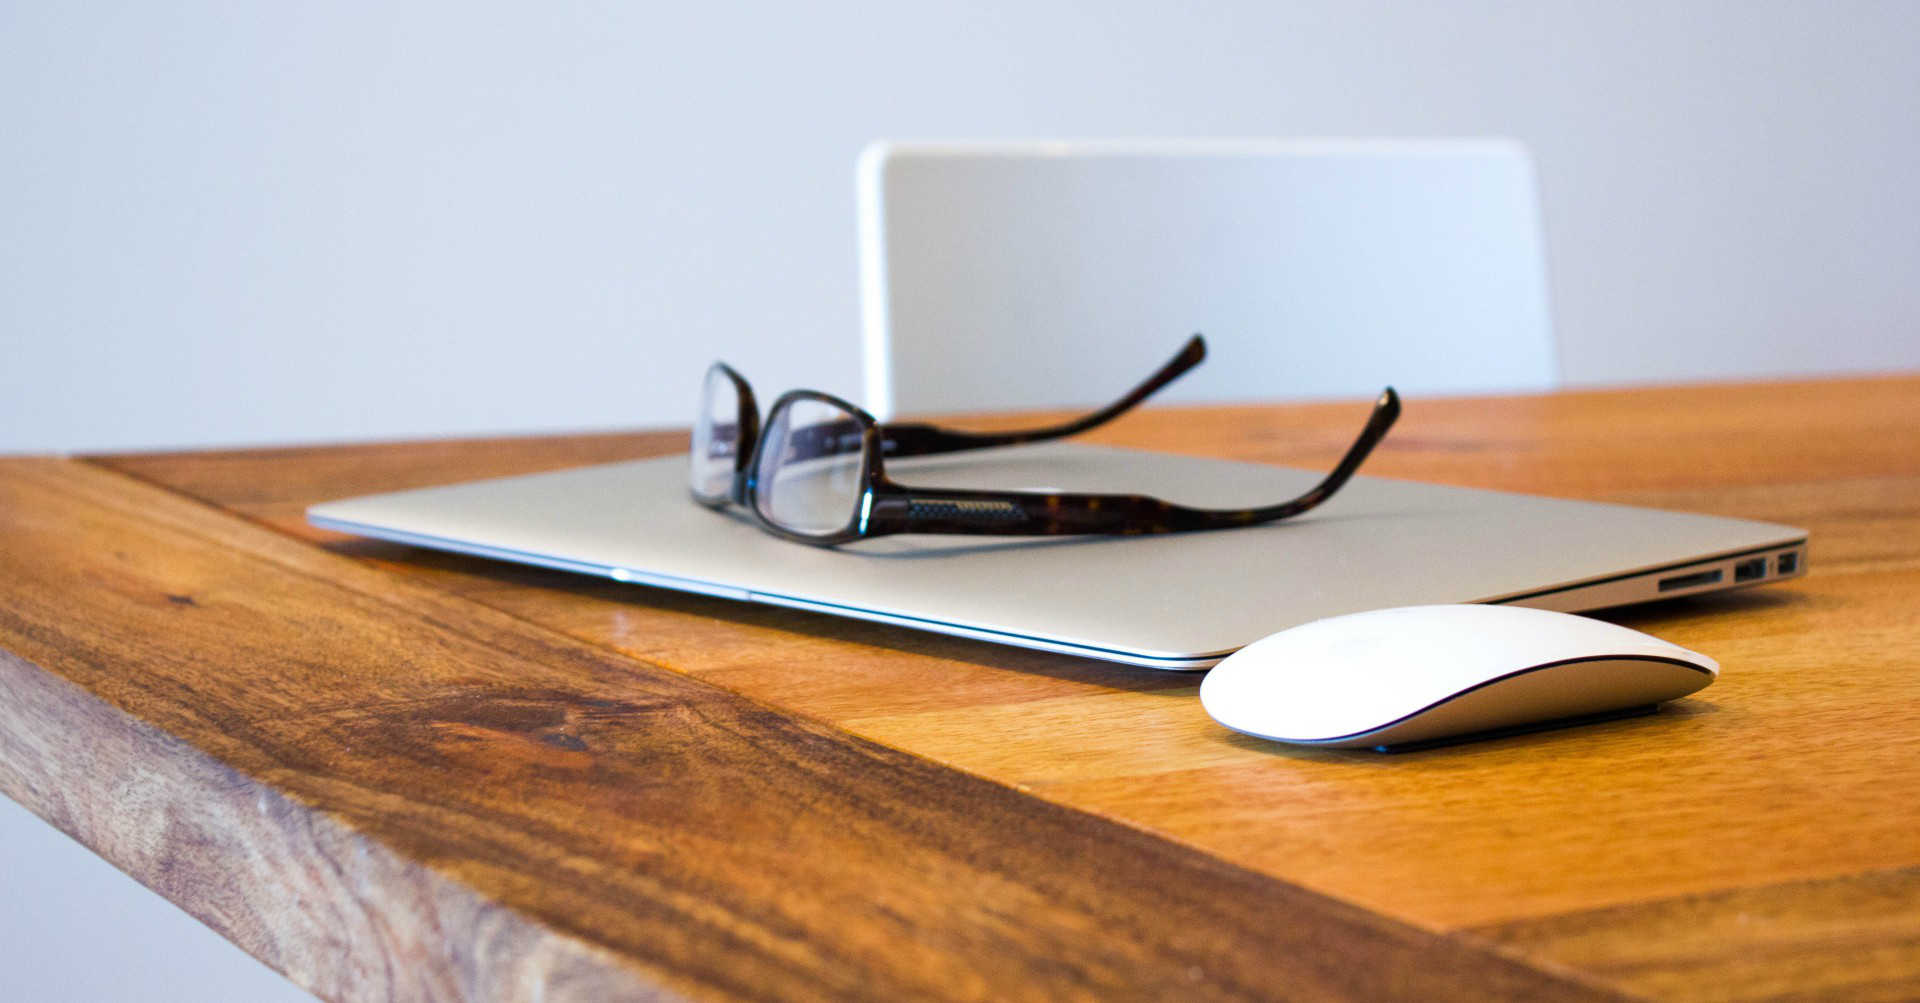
[{"x1": 690, "y1": 334, "x2": 1401, "y2": 546}]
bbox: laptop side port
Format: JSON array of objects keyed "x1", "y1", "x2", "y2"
[
  {"x1": 1777, "y1": 551, "x2": 1800, "y2": 575},
  {"x1": 1659, "y1": 568, "x2": 1724, "y2": 592},
  {"x1": 1735, "y1": 557, "x2": 1767, "y2": 582}
]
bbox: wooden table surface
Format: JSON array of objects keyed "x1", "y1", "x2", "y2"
[{"x1": 2, "y1": 375, "x2": 1917, "y2": 1001}]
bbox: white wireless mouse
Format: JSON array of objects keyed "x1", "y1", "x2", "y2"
[{"x1": 1199, "y1": 604, "x2": 1719, "y2": 750}]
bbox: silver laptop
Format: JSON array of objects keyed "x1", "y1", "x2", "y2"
[{"x1": 308, "y1": 444, "x2": 1805, "y2": 670}]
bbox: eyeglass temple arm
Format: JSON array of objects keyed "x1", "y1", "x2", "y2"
[
  {"x1": 866, "y1": 388, "x2": 1400, "y2": 537},
  {"x1": 873, "y1": 335, "x2": 1207, "y2": 459}
]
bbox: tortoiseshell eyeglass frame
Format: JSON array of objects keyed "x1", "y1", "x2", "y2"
[
  {"x1": 692, "y1": 335, "x2": 1206, "y2": 507},
  {"x1": 691, "y1": 334, "x2": 1401, "y2": 547}
]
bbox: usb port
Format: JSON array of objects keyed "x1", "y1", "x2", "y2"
[
  {"x1": 1735, "y1": 557, "x2": 1767, "y2": 582},
  {"x1": 1777, "y1": 551, "x2": 1800, "y2": 575},
  {"x1": 1659, "y1": 569, "x2": 1724, "y2": 592}
]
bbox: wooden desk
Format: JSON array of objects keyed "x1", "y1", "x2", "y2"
[{"x1": 2, "y1": 376, "x2": 1916, "y2": 1001}]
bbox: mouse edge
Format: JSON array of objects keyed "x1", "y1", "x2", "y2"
[{"x1": 1205, "y1": 654, "x2": 1717, "y2": 751}]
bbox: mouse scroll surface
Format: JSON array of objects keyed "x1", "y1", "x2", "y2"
[{"x1": 1199, "y1": 605, "x2": 1719, "y2": 749}]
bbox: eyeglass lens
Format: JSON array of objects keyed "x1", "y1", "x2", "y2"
[
  {"x1": 754, "y1": 397, "x2": 868, "y2": 536},
  {"x1": 690, "y1": 366, "x2": 742, "y2": 500}
]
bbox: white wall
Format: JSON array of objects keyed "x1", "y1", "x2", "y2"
[{"x1": 2, "y1": 2, "x2": 1916, "y2": 453}]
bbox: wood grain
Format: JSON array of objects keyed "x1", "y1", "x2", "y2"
[
  {"x1": 0, "y1": 458, "x2": 1609, "y2": 1001},
  {"x1": 59, "y1": 373, "x2": 1920, "y2": 999},
  {"x1": 1473, "y1": 867, "x2": 1920, "y2": 1001}
]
